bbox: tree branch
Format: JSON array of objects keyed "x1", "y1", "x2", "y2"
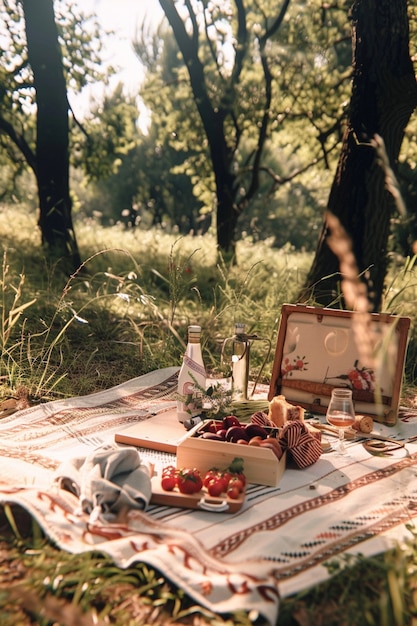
[
  {"x1": 0, "y1": 114, "x2": 37, "y2": 175},
  {"x1": 231, "y1": 0, "x2": 248, "y2": 85},
  {"x1": 243, "y1": 0, "x2": 291, "y2": 204},
  {"x1": 184, "y1": 0, "x2": 199, "y2": 48}
]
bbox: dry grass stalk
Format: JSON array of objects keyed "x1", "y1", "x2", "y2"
[
  {"x1": 371, "y1": 133, "x2": 407, "y2": 218},
  {"x1": 325, "y1": 210, "x2": 376, "y2": 371}
]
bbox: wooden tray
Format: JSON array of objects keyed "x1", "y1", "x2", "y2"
[
  {"x1": 150, "y1": 475, "x2": 245, "y2": 513},
  {"x1": 115, "y1": 409, "x2": 189, "y2": 453},
  {"x1": 269, "y1": 304, "x2": 410, "y2": 424}
]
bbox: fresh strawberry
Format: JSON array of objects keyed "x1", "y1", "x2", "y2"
[
  {"x1": 227, "y1": 485, "x2": 241, "y2": 500},
  {"x1": 228, "y1": 476, "x2": 244, "y2": 493},
  {"x1": 202, "y1": 469, "x2": 219, "y2": 488},
  {"x1": 177, "y1": 468, "x2": 203, "y2": 494},
  {"x1": 235, "y1": 472, "x2": 246, "y2": 488},
  {"x1": 161, "y1": 473, "x2": 177, "y2": 491},
  {"x1": 162, "y1": 465, "x2": 177, "y2": 476},
  {"x1": 221, "y1": 470, "x2": 232, "y2": 489},
  {"x1": 207, "y1": 477, "x2": 225, "y2": 497}
]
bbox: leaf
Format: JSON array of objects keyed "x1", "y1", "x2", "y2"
[{"x1": 228, "y1": 457, "x2": 245, "y2": 474}]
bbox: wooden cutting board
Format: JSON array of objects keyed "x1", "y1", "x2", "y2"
[
  {"x1": 150, "y1": 474, "x2": 245, "y2": 513},
  {"x1": 115, "y1": 409, "x2": 190, "y2": 453}
]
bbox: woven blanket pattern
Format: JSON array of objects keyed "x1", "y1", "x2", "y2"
[{"x1": 1, "y1": 366, "x2": 417, "y2": 624}]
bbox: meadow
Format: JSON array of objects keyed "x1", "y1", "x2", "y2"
[
  {"x1": 2, "y1": 203, "x2": 417, "y2": 625},
  {"x1": 0, "y1": 204, "x2": 316, "y2": 401}
]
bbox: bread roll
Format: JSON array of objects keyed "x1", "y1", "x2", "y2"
[
  {"x1": 352, "y1": 414, "x2": 373, "y2": 433},
  {"x1": 268, "y1": 395, "x2": 305, "y2": 427}
]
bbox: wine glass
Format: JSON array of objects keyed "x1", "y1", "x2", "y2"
[{"x1": 326, "y1": 388, "x2": 355, "y2": 455}]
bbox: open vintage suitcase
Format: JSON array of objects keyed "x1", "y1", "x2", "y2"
[{"x1": 268, "y1": 304, "x2": 411, "y2": 425}]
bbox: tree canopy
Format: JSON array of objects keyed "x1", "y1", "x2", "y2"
[
  {"x1": 1, "y1": 0, "x2": 417, "y2": 307},
  {"x1": 134, "y1": 0, "x2": 356, "y2": 254},
  {"x1": 0, "y1": 0, "x2": 135, "y2": 271}
]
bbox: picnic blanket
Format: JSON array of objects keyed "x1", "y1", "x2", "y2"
[{"x1": 1, "y1": 366, "x2": 417, "y2": 625}]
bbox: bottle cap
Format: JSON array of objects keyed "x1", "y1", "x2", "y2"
[
  {"x1": 188, "y1": 325, "x2": 201, "y2": 333},
  {"x1": 234, "y1": 323, "x2": 245, "y2": 334}
]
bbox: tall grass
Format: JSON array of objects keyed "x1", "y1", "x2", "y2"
[
  {"x1": 0, "y1": 203, "x2": 313, "y2": 400},
  {"x1": 1, "y1": 202, "x2": 417, "y2": 400}
]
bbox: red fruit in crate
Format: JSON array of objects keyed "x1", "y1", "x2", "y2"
[
  {"x1": 225, "y1": 426, "x2": 248, "y2": 443},
  {"x1": 244, "y1": 423, "x2": 268, "y2": 439},
  {"x1": 177, "y1": 468, "x2": 203, "y2": 494},
  {"x1": 222, "y1": 415, "x2": 241, "y2": 429}
]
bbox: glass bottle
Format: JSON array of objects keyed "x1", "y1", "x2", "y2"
[
  {"x1": 231, "y1": 323, "x2": 250, "y2": 400},
  {"x1": 176, "y1": 325, "x2": 207, "y2": 424}
]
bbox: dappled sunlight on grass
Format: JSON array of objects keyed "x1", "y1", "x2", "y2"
[
  {"x1": 2, "y1": 203, "x2": 417, "y2": 398},
  {"x1": 0, "y1": 204, "x2": 310, "y2": 399}
]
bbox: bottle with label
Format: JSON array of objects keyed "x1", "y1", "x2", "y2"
[{"x1": 177, "y1": 325, "x2": 207, "y2": 424}]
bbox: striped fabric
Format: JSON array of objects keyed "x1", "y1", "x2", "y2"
[{"x1": 279, "y1": 420, "x2": 322, "y2": 468}]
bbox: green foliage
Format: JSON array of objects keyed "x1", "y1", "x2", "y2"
[
  {"x1": 55, "y1": 0, "x2": 107, "y2": 92},
  {"x1": 126, "y1": 0, "x2": 417, "y2": 256},
  {"x1": 0, "y1": 0, "x2": 106, "y2": 141},
  {"x1": 1, "y1": 0, "x2": 417, "y2": 261},
  {"x1": 71, "y1": 83, "x2": 140, "y2": 181},
  {"x1": 0, "y1": 0, "x2": 125, "y2": 198},
  {"x1": 130, "y1": 0, "x2": 353, "y2": 249}
]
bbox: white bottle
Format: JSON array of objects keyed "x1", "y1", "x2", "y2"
[{"x1": 177, "y1": 325, "x2": 207, "y2": 424}]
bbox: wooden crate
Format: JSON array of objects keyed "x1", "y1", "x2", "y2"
[
  {"x1": 177, "y1": 423, "x2": 286, "y2": 487},
  {"x1": 269, "y1": 304, "x2": 410, "y2": 424}
]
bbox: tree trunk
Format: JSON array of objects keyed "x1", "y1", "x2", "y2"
[
  {"x1": 301, "y1": 0, "x2": 417, "y2": 312},
  {"x1": 22, "y1": 0, "x2": 81, "y2": 273},
  {"x1": 159, "y1": 0, "x2": 239, "y2": 257},
  {"x1": 212, "y1": 153, "x2": 238, "y2": 256}
]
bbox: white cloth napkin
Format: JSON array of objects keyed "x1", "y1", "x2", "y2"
[{"x1": 54, "y1": 444, "x2": 152, "y2": 523}]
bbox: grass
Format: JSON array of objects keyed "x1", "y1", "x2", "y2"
[
  {"x1": 0, "y1": 204, "x2": 312, "y2": 400},
  {"x1": 2, "y1": 202, "x2": 417, "y2": 624}
]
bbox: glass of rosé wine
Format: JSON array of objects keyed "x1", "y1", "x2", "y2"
[{"x1": 326, "y1": 388, "x2": 355, "y2": 455}]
